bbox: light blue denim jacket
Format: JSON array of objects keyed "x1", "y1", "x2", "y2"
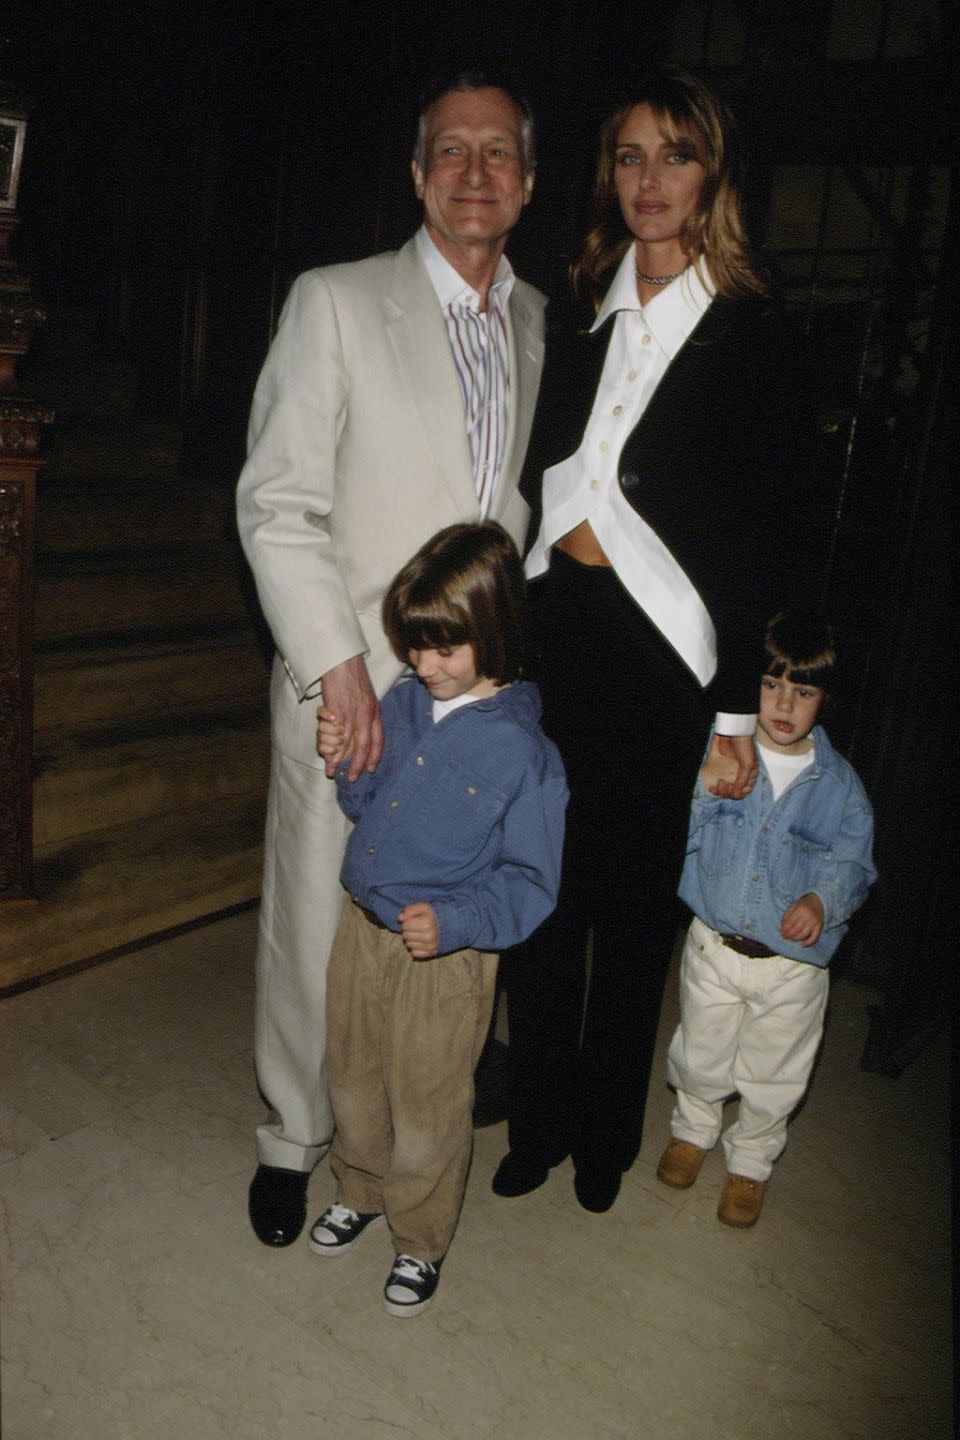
[{"x1": 679, "y1": 725, "x2": 876, "y2": 967}]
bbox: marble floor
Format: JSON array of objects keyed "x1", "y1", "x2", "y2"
[{"x1": 0, "y1": 909, "x2": 952, "y2": 1440}]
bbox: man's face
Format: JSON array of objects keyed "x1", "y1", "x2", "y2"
[{"x1": 412, "y1": 87, "x2": 533, "y2": 269}]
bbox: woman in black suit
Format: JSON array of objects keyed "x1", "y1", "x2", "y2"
[{"x1": 494, "y1": 68, "x2": 818, "y2": 1213}]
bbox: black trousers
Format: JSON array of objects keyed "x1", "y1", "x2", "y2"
[{"x1": 503, "y1": 550, "x2": 712, "y2": 1172}]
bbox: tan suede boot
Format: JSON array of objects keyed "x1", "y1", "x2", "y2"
[
  {"x1": 717, "y1": 1173, "x2": 766, "y2": 1227},
  {"x1": 656, "y1": 1138, "x2": 708, "y2": 1189}
]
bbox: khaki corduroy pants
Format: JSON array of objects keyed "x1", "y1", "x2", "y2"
[{"x1": 326, "y1": 900, "x2": 498, "y2": 1262}]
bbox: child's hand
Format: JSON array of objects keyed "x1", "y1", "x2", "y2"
[
  {"x1": 399, "y1": 902, "x2": 439, "y2": 959},
  {"x1": 316, "y1": 706, "x2": 349, "y2": 767},
  {"x1": 780, "y1": 892, "x2": 825, "y2": 947}
]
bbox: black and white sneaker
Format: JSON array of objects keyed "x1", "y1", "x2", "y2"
[
  {"x1": 383, "y1": 1254, "x2": 442, "y2": 1317},
  {"x1": 308, "y1": 1203, "x2": 383, "y2": 1256}
]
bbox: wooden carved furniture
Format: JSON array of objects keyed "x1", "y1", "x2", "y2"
[{"x1": 0, "y1": 99, "x2": 51, "y2": 900}]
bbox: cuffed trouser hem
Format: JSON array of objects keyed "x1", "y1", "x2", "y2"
[
  {"x1": 669, "y1": 1126, "x2": 719, "y2": 1154},
  {"x1": 255, "y1": 1129, "x2": 329, "y2": 1174}
]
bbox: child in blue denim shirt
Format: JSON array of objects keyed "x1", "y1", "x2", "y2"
[
  {"x1": 308, "y1": 522, "x2": 567, "y2": 1316},
  {"x1": 657, "y1": 611, "x2": 876, "y2": 1226}
]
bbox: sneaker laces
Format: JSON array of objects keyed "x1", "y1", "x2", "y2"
[
  {"x1": 392, "y1": 1254, "x2": 435, "y2": 1281},
  {"x1": 323, "y1": 1203, "x2": 361, "y2": 1232}
]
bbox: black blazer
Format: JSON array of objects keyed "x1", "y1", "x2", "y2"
[{"x1": 520, "y1": 286, "x2": 822, "y2": 713}]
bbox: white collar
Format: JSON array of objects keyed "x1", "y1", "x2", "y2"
[
  {"x1": 417, "y1": 225, "x2": 515, "y2": 312},
  {"x1": 591, "y1": 245, "x2": 715, "y2": 359},
  {"x1": 432, "y1": 690, "x2": 486, "y2": 722}
]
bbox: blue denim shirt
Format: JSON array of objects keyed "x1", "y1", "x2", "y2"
[
  {"x1": 679, "y1": 725, "x2": 876, "y2": 967},
  {"x1": 336, "y1": 676, "x2": 568, "y2": 956}
]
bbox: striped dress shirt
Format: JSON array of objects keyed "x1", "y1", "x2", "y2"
[{"x1": 416, "y1": 226, "x2": 513, "y2": 518}]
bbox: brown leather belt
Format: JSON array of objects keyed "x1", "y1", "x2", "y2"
[{"x1": 719, "y1": 933, "x2": 778, "y2": 960}]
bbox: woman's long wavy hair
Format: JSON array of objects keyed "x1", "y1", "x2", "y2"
[{"x1": 572, "y1": 68, "x2": 769, "y2": 309}]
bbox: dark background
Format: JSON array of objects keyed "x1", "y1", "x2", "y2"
[{"x1": 4, "y1": 0, "x2": 956, "y2": 1069}]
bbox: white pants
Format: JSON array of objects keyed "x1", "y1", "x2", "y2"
[{"x1": 667, "y1": 916, "x2": 829, "y2": 1181}]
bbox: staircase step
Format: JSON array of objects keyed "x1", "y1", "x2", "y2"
[
  {"x1": 36, "y1": 474, "x2": 238, "y2": 557},
  {"x1": 33, "y1": 701, "x2": 271, "y2": 847},
  {"x1": 45, "y1": 418, "x2": 182, "y2": 481},
  {"x1": 35, "y1": 630, "x2": 269, "y2": 732},
  {"x1": 0, "y1": 793, "x2": 265, "y2": 991},
  {"x1": 35, "y1": 560, "x2": 251, "y2": 642},
  {"x1": 35, "y1": 615, "x2": 263, "y2": 656}
]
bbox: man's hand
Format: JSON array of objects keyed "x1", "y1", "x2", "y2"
[
  {"x1": 780, "y1": 892, "x2": 825, "y2": 947},
  {"x1": 399, "y1": 902, "x2": 439, "y2": 959},
  {"x1": 707, "y1": 733, "x2": 758, "y2": 800},
  {"x1": 318, "y1": 654, "x2": 383, "y2": 781}
]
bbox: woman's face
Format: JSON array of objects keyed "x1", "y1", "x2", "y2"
[{"x1": 613, "y1": 103, "x2": 707, "y2": 255}]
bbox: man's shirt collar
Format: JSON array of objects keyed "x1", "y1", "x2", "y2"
[{"x1": 417, "y1": 224, "x2": 515, "y2": 312}]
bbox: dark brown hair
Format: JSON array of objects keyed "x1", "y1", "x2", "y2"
[
  {"x1": 382, "y1": 521, "x2": 527, "y2": 685},
  {"x1": 573, "y1": 67, "x2": 768, "y2": 309},
  {"x1": 763, "y1": 611, "x2": 836, "y2": 690}
]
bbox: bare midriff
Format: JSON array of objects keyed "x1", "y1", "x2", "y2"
[{"x1": 553, "y1": 519, "x2": 612, "y2": 566}]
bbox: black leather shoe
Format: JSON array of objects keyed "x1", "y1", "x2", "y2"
[
  {"x1": 573, "y1": 1164, "x2": 622, "y2": 1214},
  {"x1": 492, "y1": 1150, "x2": 548, "y2": 1197},
  {"x1": 492, "y1": 1148, "x2": 567, "y2": 1198},
  {"x1": 248, "y1": 1164, "x2": 310, "y2": 1246}
]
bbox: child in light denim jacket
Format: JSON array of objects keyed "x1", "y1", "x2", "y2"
[{"x1": 657, "y1": 611, "x2": 876, "y2": 1226}]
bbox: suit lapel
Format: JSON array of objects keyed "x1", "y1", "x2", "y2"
[
  {"x1": 494, "y1": 286, "x2": 544, "y2": 520},
  {"x1": 383, "y1": 238, "x2": 476, "y2": 515},
  {"x1": 571, "y1": 315, "x2": 615, "y2": 442},
  {"x1": 628, "y1": 298, "x2": 741, "y2": 440}
]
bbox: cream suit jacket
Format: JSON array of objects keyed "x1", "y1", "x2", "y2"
[{"x1": 237, "y1": 235, "x2": 545, "y2": 765}]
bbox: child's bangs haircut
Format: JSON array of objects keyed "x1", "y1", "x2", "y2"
[
  {"x1": 763, "y1": 610, "x2": 836, "y2": 690},
  {"x1": 383, "y1": 522, "x2": 527, "y2": 686}
]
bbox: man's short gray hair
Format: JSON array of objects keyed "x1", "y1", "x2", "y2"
[{"x1": 413, "y1": 70, "x2": 536, "y2": 174}]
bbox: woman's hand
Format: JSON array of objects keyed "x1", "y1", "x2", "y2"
[{"x1": 704, "y1": 733, "x2": 758, "y2": 799}]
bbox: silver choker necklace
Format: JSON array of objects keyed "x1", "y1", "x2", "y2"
[{"x1": 635, "y1": 266, "x2": 684, "y2": 286}]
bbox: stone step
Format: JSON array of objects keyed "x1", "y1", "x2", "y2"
[
  {"x1": 0, "y1": 792, "x2": 265, "y2": 991},
  {"x1": 33, "y1": 700, "x2": 271, "y2": 847},
  {"x1": 34, "y1": 559, "x2": 252, "y2": 642},
  {"x1": 34, "y1": 628, "x2": 270, "y2": 732},
  {"x1": 36, "y1": 474, "x2": 238, "y2": 557}
]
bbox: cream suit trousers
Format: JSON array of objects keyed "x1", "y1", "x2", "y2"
[
  {"x1": 254, "y1": 636, "x2": 402, "y2": 1170},
  {"x1": 254, "y1": 744, "x2": 350, "y2": 1169}
]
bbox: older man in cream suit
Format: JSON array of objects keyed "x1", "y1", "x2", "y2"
[{"x1": 237, "y1": 72, "x2": 545, "y2": 1246}]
